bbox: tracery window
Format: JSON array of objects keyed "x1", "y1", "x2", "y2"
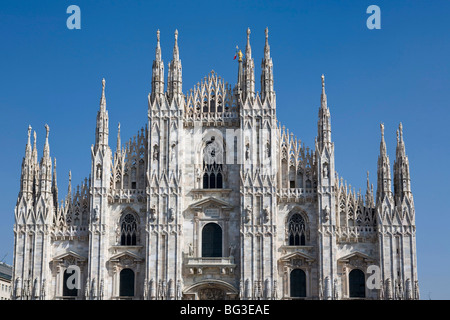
[
  {"x1": 202, "y1": 136, "x2": 224, "y2": 189},
  {"x1": 288, "y1": 213, "x2": 306, "y2": 246},
  {"x1": 120, "y1": 213, "x2": 137, "y2": 246}
]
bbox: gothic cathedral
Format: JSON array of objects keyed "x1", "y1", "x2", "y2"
[{"x1": 12, "y1": 28, "x2": 419, "y2": 300}]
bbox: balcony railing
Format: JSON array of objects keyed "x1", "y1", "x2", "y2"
[
  {"x1": 278, "y1": 188, "x2": 316, "y2": 200},
  {"x1": 186, "y1": 256, "x2": 235, "y2": 266}
]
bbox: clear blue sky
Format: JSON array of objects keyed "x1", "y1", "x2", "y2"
[{"x1": 0, "y1": 0, "x2": 449, "y2": 299}]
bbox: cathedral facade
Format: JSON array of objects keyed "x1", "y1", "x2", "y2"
[{"x1": 12, "y1": 28, "x2": 419, "y2": 300}]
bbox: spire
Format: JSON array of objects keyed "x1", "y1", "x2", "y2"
[
  {"x1": 117, "y1": 122, "x2": 121, "y2": 151},
  {"x1": 67, "y1": 170, "x2": 72, "y2": 201},
  {"x1": 52, "y1": 158, "x2": 58, "y2": 211},
  {"x1": 321, "y1": 74, "x2": 327, "y2": 108},
  {"x1": 394, "y1": 122, "x2": 411, "y2": 204},
  {"x1": 155, "y1": 29, "x2": 161, "y2": 60},
  {"x1": 242, "y1": 28, "x2": 255, "y2": 101},
  {"x1": 94, "y1": 78, "x2": 109, "y2": 152},
  {"x1": 376, "y1": 122, "x2": 392, "y2": 202},
  {"x1": 264, "y1": 27, "x2": 270, "y2": 60},
  {"x1": 167, "y1": 29, "x2": 182, "y2": 103},
  {"x1": 100, "y1": 78, "x2": 106, "y2": 111},
  {"x1": 32, "y1": 130, "x2": 38, "y2": 166},
  {"x1": 43, "y1": 124, "x2": 50, "y2": 159},
  {"x1": 26, "y1": 125, "x2": 32, "y2": 158},
  {"x1": 261, "y1": 27, "x2": 275, "y2": 103},
  {"x1": 19, "y1": 126, "x2": 34, "y2": 197},
  {"x1": 236, "y1": 48, "x2": 244, "y2": 93},
  {"x1": 380, "y1": 122, "x2": 387, "y2": 156},
  {"x1": 173, "y1": 29, "x2": 179, "y2": 60},
  {"x1": 39, "y1": 124, "x2": 52, "y2": 195},
  {"x1": 365, "y1": 171, "x2": 374, "y2": 207},
  {"x1": 151, "y1": 29, "x2": 165, "y2": 104},
  {"x1": 245, "y1": 28, "x2": 252, "y2": 60},
  {"x1": 317, "y1": 75, "x2": 332, "y2": 151}
]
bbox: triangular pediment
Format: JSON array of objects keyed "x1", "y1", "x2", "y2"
[
  {"x1": 188, "y1": 196, "x2": 234, "y2": 211},
  {"x1": 338, "y1": 251, "x2": 374, "y2": 263},
  {"x1": 52, "y1": 250, "x2": 87, "y2": 262},
  {"x1": 279, "y1": 251, "x2": 315, "y2": 263},
  {"x1": 109, "y1": 250, "x2": 143, "y2": 262}
]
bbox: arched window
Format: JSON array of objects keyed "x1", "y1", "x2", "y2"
[
  {"x1": 288, "y1": 213, "x2": 306, "y2": 246},
  {"x1": 202, "y1": 136, "x2": 224, "y2": 189},
  {"x1": 349, "y1": 269, "x2": 365, "y2": 298},
  {"x1": 202, "y1": 223, "x2": 222, "y2": 257},
  {"x1": 63, "y1": 269, "x2": 78, "y2": 297},
  {"x1": 120, "y1": 213, "x2": 137, "y2": 246},
  {"x1": 119, "y1": 268, "x2": 135, "y2": 297},
  {"x1": 290, "y1": 269, "x2": 306, "y2": 298}
]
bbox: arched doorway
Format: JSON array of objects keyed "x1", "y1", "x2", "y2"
[
  {"x1": 183, "y1": 280, "x2": 239, "y2": 300},
  {"x1": 119, "y1": 268, "x2": 135, "y2": 297},
  {"x1": 349, "y1": 269, "x2": 365, "y2": 298},
  {"x1": 202, "y1": 223, "x2": 222, "y2": 257},
  {"x1": 290, "y1": 269, "x2": 307, "y2": 298}
]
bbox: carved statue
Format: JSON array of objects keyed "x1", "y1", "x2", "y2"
[
  {"x1": 14, "y1": 277, "x2": 22, "y2": 298},
  {"x1": 176, "y1": 280, "x2": 182, "y2": 300},
  {"x1": 323, "y1": 164, "x2": 329, "y2": 178},
  {"x1": 168, "y1": 279, "x2": 174, "y2": 299},
  {"x1": 84, "y1": 278, "x2": 90, "y2": 300},
  {"x1": 263, "y1": 207, "x2": 270, "y2": 222},
  {"x1": 228, "y1": 243, "x2": 236, "y2": 258},
  {"x1": 264, "y1": 279, "x2": 271, "y2": 299},
  {"x1": 153, "y1": 144, "x2": 159, "y2": 161},
  {"x1": 333, "y1": 278, "x2": 339, "y2": 300},
  {"x1": 323, "y1": 206, "x2": 330, "y2": 222},
  {"x1": 96, "y1": 164, "x2": 102, "y2": 180},
  {"x1": 239, "y1": 280, "x2": 244, "y2": 299},
  {"x1": 245, "y1": 205, "x2": 252, "y2": 223},
  {"x1": 149, "y1": 205, "x2": 156, "y2": 222},
  {"x1": 405, "y1": 278, "x2": 412, "y2": 300},
  {"x1": 168, "y1": 208, "x2": 175, "y2": 222},
  {"x1": 92, "y1": 205, "x2": 99, "y2": 222},
  {"x1": 386, "y1": 278, "x2": 393, "y2": 300},
  {"x1": 143, "y1": 278, "x2": 148, "y2": 300},
  {"x1": 272, "y1": 280, "x2": 278, "y2": 300},
  {"x1": 319, "y1": 278, "x2": 323, "y2": 300},
  {"x1": 150, "y1": 278, "x2": 156, "y2": 300},
  {"x1": 99, "y1": 279, "x2": 104, "y2": 300},
  {"x1": 245, "y1": 279, "x2": 251, "y2": 299},
  {"x1": 40, "y1": 279, "x2": 46, "y2": 300},
  {"x1": 188, "y1": 243, "x2": 194, "y2": 257},
  {"x1": 325, "y1": 276, "x2": 332, "y2": 300},
  {"x1": 414, "y1": 280, "x2": 420, "y2": 300}
]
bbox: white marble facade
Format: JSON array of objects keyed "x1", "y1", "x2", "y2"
[{"x1": 12, "y1": 28, "x2": 419, "y2": 300}]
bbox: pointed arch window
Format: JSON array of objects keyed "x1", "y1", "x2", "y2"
[
  {"x1": 288, "y1": 213, "x2": 306, "y2": 246},
  {"x1": 202, "y1": 136, "x2": 224, "y2": 189},
  {"x1": 120, "y1": 213, "x2": 138, "y2": 246}
]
